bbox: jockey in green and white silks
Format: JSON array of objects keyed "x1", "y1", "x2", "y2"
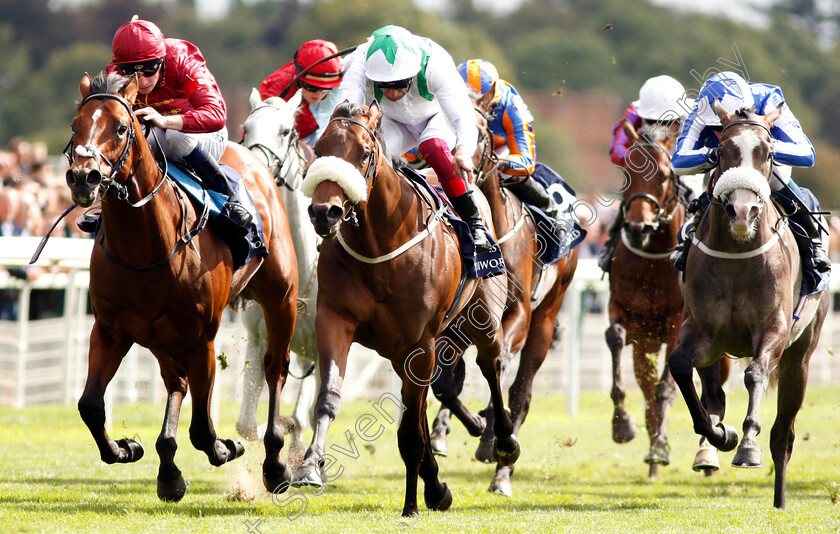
[{"x1": 338, "y1": 25, "x2": 492, "y2": 251}]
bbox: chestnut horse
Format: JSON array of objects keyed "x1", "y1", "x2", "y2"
[
  {"x1": 295, "y1": 101, "x2": 520, "y2": 517},
  {"x1": 428, "y1": 107, "x2": 578, "y2": 497},
  {"x1": 669, "y1": 102, "x2": 829, "y2": 509},
  {"x1": 65, "y1": 73, "x2": 298, "y2": 501}
]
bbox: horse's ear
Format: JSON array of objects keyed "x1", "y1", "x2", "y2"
[
  {"x1": 763, "y1": 104, "x2": 784, "y2": 129},
  {"x1": 123, "y1": 74, "x2": 140, "y2": 105},
  {"x1": 368, "y1": 99, "x2": 382, "y2": 127},
  {"x1": 713, "y1": 99, "x2": 735, "y2": 127},
  {"x1": 79, "y1": 73, "x2": 92, "y2": 100},
  {"x1": 249, "y1": 87, "x2": 262, "y2": 109},
  {"x1": 622, "y1": 119, "x2": 640, "y2": 144}
]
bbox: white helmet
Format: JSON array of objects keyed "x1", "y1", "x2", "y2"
[
  {"x1": 637, "y1": 75, "x2": 689, "y2": 120},
  {"x1": 695, "y1": 71, "x2": 754, "y2": 126},
  {"x1": 364, "y1": 25, "x2": 422, "y2": 83}
]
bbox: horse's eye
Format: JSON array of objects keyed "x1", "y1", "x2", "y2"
[
  {"x1": 362, "y1": 150, "x2": 371, "y2": 162},
  {"x1": 117, "y1": 123, "x2": 128, "y2": 136}
]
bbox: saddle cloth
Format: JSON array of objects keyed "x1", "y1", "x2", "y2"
[
  {"x1": 526, "y1": 162, "x2": 587, "y2": 266},
  {"x1": 167, "y1": 162, "x2": 268, "y2": 271}
]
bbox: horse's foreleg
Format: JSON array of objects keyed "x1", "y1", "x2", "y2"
[
  {"x1": 77, "y1": 323, "x2": 138, "y2": 464},
  {"x1": 154, "y1": 356, "x2": 188, "y2": 501},
  {"x1": 236, "y1": 303, "x2": 267, "y2": 441},
  {"x1": 292, "y1": 308, "x2": 354, "y2": 490},
  {"x1": 733, "y1": 335, "x2": 786, "y2": 469},
  {"x1": 186, "y1": 340, "x2": 245, "y2": 468},
  {"x1": 398, "y1": 341, "x2": 450, "y2": 516},
  {"x1": 670, "y1": 322, "x2": 738, "y2": 452},
  {"x1": 287, "y1": 366, "x2": 318, "y2": 463},
  {"x1": 632, "y1": 340, "x2": 670, "y2": 475},
  {"x1": 606, "y1": 320, "x2": 636, "y2": 443}
]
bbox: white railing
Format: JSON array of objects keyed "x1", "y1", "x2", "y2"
[{"x1": 2, "y1": 237, "x2": 839, "y2": 419}]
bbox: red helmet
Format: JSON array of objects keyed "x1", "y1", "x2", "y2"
[
  {"x1": 112, "y1": 19, "x2": 166, "y2": 64},
  {"x1": 294, "y1": 40, "x2": 343, "y2": 89}
]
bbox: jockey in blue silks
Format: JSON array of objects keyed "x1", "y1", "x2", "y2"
[
  {"x1": 670, "y1": 71, "x2": 830, "y2": 273},
  {"x1": 457, "y1": 59, "x2": 563, "y2": 219}
]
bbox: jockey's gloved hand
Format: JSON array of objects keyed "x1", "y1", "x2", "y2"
[{"x1": 706, "y1": 147, "x2": 719, "y2": 165}]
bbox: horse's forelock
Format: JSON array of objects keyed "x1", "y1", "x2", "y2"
[
  {"x1": 77, "y1": 71, "x2": 132, "y2": 111},
  {"x1": 637, "y1": 122, "x2": 670, "y2": 142},
  {"x1": 329, "y1": 102, "x2": 386, "y2": 151}
]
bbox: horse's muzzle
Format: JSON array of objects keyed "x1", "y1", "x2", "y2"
[
  {"x1": 65, "y1": 167, "x2": 102, "y2": 207},
  {"x1": 308, "y1": 203, "x2": 344, "y2": 239},
  {"x1": 623, "y1": 220, "x2": 655, "y2": 248}
]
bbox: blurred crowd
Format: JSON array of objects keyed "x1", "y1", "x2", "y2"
[{"x1": 0, "y1": 137, "x2": 89, "y2": 321}]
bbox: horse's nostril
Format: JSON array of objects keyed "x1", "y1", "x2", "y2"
[
  {"x1": 327, "y1": 205, "x2": 343, "y2": 224},
  {"x1": 65, "y1": 169, "x2": 76, "y2": 187},
  {"x1": 85, "y1": 169, "x2": 102, "y2": 187},
  {"x1": 725, "y1": 204, "x2": 736, "y2": 220},
  {"x1": 307, "y1": 204, "x2": 316, "y2": 220}
]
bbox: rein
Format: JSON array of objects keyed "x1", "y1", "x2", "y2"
[{"x1": 244, "y1": 103, "x2": 301, "y2": 190}]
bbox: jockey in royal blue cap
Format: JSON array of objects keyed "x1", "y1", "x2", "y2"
[{"x1": 670, "y1": 71, "x2": 829, "y2": 273}]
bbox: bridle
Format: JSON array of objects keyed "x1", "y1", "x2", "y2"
[
  {"x1": 327, "y1": 115, "x2": 379, "y2": 225},
  {"x1": 621, "y1": 142, "x2": 681, "y2": 232},
  {"x1": 243, "y1": 103, "x2": 302, "y2": 190},
  {"x1": 64, "y1": 92, "x2": 166, "y2": 208}
]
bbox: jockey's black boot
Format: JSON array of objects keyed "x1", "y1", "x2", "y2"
[
  {"x1": 790, "y1": 208, "x2": 832, "y2": 273},
  {"x1": 192, "y1": 155, "x2": 253, "y2": 228},
  {"x1": 598, "y1": 209, "x2": 624, "y2": 274},
  {"x1": 670, "y1": 199, "x2": 705, "y2": 272},
  {"x1": 507, "y1": 178, "x2": 559, "y2": 218},
  {"x1": 450, "y1": 190, "x2": 493, "y2": 253}
]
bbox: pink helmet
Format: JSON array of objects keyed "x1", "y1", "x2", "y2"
[{"x1": 112, "y1": 19, "x2": 166, "y2": 65}]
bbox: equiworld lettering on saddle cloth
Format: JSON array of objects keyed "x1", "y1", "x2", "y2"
[
  {"x1": 167, "y1": 163, "x2": 268, "y2": 271},
  {"x1": 530, "y1": 162, "x2": 587, "y2": 265},
  {"x1": 400, "y1": 166, "x2": 505, "y2": 280}
]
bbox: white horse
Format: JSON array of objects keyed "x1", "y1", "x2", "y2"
[{"x1": 236, "y1": 88, "x2": 320, "y2": 458}]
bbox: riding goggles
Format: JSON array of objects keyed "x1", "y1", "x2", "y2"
[
  {"x1": 297, "y1": 80, "x2": 331, "y2": 93},
  {"x1": 374, "y1": 78, "x2": 413, "y2": 90},
  {"x1": 117, "y1": 59, "x2": 163, "y2": 77}
]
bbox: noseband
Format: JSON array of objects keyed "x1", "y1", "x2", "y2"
[{"x1": 64, "y1": 92, "x2": 165, "y2": 208}]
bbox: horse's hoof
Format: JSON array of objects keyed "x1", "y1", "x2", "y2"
[
  {"x1": 430, "y1": 436, "x2": 448, "y2": 457},
  {"x1": 489, "y1": 478, "x2": 512, "y2": 497},
  {"x1": 291, "y1": 465, "x2": 325, "y2": 489},
  {"x1": 157, "y1": 473, "x2": 187, "y2": 502},
  {"x1": 731, "y1": 447, "x2": 762, "y2": 468},
  {"x1": 713, "y1": 423, "x2": 739, "y2": 452},
  {"x1": 692, "y1": 445, "x2": 720, "y2": 472},
  {"x1": 224, "y1": 439, "x2": 246, "y2": 461},
  {"x1": 425, "y1": 483, "x2": 453, "y2": 511},
  {"x1": 116, "y1": 438, "x2": 144, "y2": 463},
  {"x1": 263, "y1": 463, "x2": 293, "y2": 494},
  {"x1": 475, "y1": 439, "x2": 495, "y2": 464},
  {"x1": 644, "y1": 442, "x2": 670, "y2": 466},
  {"x1": 493, "y1": 435, "x2": 521, "y2": 467},
  {"x1": 612, "y1": 407, "x2": 637, "y2": 443}
]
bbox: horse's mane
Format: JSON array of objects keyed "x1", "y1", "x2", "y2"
[
  {"x1": 76, "y1": 71, "x2": 131, "y2": 110},
  {"x1": 638, "y1": 121, "x2": 671, "y2": 142},
  {"x1": 734, "y1": 106, "x2": 757, "y2": 118}
]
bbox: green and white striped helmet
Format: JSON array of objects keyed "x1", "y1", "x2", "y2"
[{"x1": 364, "y1": 25, "x2": 422, "y2": 83}]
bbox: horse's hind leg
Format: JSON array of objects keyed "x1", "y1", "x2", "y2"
[
  {"x1": 430, "y1": 355, "x2": 468, "y2": 457},
  {"x1": 693, "y1": 360, "x2": 726, "y2": 474},
  {"x1": 432, "y1": 331, "x2": 485, "y2": 436},
  {"x1": 186, "y1": 340, "x2": 245, "y2": 468},
  {"x1": 154, "y1": 356, "x2": 188, "y2": 501},
  {"x1": 77, "y1": 323, "x2": 142, "y2": 464},
  {"x1": 606, "y1": 320, "x2": 636, "y2": 443},
  {"x1": 236, "y1": 303, "x2": 267, "y2": 441}
]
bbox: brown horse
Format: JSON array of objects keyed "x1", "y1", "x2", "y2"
[
  {"x1": 294, "y1": 101, "x2": 520, "y2": 517},
  {"x1": 428, "y1": 107, "x2": 578, "y2": 497},
  {"x1": 604, "y1": 120, "x2": 686, "y2": 478},
  {"x1": 669, "y1": 102, "x2": 829, "y2": 509},
  {"x1": 65, "y1": 73, "x2": 298, "y2": 501}
]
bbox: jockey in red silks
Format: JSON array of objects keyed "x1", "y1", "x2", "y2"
[
  {"x1": 259, "y1": 39, "x2": 345, "y2": 146},
  {"x1": 599, "y1": 75, "x2": 696, "y2": 273},
  {"x1": 105, "y1": 18, "x2": 251, "y2": 228},
  {"x1": 338, "y1": 25, "x2": 492, "y2": 252}
]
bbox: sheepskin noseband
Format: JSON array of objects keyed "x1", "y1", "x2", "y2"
[
  {"x1": 713, "y1": 166, "x2": 771, "y2": 203},
  {"x1": 302, "y1": 156, "x2": 368, "y2": 204}
]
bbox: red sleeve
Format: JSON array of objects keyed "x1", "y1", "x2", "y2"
[
  {"x1": 259, "y1": 62, "x2": 298, "y2": 102},
  {"x1": 170, "y1": 40, "x2": 227, "y2": 133}
]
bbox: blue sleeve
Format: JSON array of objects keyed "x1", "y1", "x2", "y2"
[{"x1": 671, "y1": 111, "x2": 718, "y2": 175}]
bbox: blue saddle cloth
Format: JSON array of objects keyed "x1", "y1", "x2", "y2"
[
  {"x1": 526, "y1": 162, "x2": 587, "y2": 266},
  {"x1": 677, "y1": 192, "x2": 828, "y2": 296},
  {"x1": 167, "y1": 163, "x2": 268, "y2": 272},
  {"x1": 399, "y1": 166, "x2": 505, "y2": 280}
]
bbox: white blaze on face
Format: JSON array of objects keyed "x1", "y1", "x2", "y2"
[
  {"x1": 730, "y1": 129, "x2": 761, "y2": 169},
  {"x1": 82, "y1": 109, "x2": 105, "y2": 147}
]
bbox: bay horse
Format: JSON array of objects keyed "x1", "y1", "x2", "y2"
[
  {"x1": 236, "y1": 88, "x2": 319, "y2": 458},
  {"x1": 669, "y1": 101, "x2": 829, "y2": 509},
  {"x1": 65, "y1": 72, "x2": 298, "y2": 501},
  {"x1": 605, "y1": 120, "x2": 689, "y2": 478},
  {"x1": 428, "y1": 106, "x2": 578, "y2": 497},
  {"x1": 295, "y1": 101, "x2": 520, "y2": 517}
]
